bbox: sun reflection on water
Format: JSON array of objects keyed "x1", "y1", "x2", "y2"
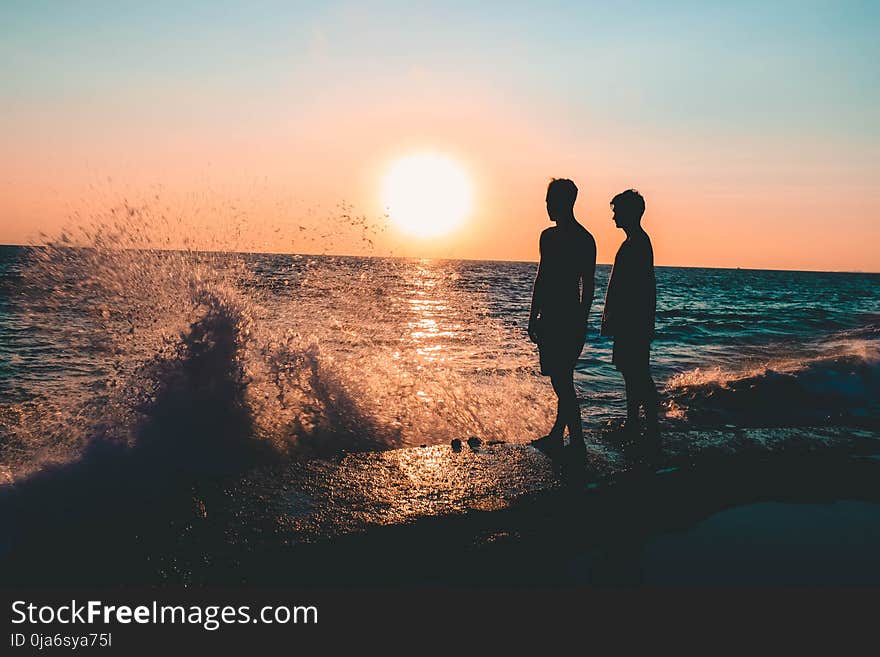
[{"x1": 405, "y1": 262, "x2": 457, "y2": 364}]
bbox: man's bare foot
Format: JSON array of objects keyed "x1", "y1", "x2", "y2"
[{"x1": 531, "y1": 433, "x2": 564, "y2": 451}]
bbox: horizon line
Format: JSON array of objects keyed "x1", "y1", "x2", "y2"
[{"x1": 0, "y1": 242, "x2": 877, "y2": 276}]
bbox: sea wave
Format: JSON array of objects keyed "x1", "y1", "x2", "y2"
[
  {"x1": 664, "y1": 329, "x2": 880, "y2": 428},
  {"x1": 0, "y1": 215, "x2": 554, "y2": 483}
]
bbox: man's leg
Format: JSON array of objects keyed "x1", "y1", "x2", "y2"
[
  {"x1": 622, "y1": 369, "x2": 640, "y2": 432},
  {"x1": 623, "y1": 364, "x2": 659, "y2": 437},
  {"x1": 551, "y1": 369, "x2": 582, "y2": 446},
  {"x1": 529, "y1": 372, "x2": 567, "y2": 450},
  {"x1": 634, "y1": 340, "x2": 658, "y2": 437},
  {"x1": 548, "y1": 374, "x2": 566, "y2": 438},
  {"x1": 641, "y1": 367, "x2": 659, "y2": 437}
]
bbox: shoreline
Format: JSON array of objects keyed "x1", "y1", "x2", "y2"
[{"x1": 3, "y1": 426, "x2": 879, "y2": 587}]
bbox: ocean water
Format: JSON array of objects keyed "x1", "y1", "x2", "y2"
[{"x1": 0, "y1": 239, "x2": 879, "y2": 484}]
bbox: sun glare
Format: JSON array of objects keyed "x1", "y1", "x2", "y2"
[{"x1": 383, "y1": 153, "x2": 472, "y2": 237}]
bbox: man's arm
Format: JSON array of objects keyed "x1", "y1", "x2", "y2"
[
  {"x1": 528, "y1": 231, "x2": 548, "y2": 344},
  {"x1": 579, "y1": 235, "x2": 597, "y2": 326},
  {"x1": 620, "y1": 237, "x2": 653, "y2": 339},
  {"x1": 639, "y1": 239, "x2": 656, "y2": 340}
]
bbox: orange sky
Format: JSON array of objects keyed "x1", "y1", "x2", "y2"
[{"x1": 2, "y1": 3, "x2": 878, "y2": 272}]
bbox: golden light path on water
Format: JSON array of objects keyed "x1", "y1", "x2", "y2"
[{"x1": 407, "y1": 261, "x2": 456, "y2": 404}]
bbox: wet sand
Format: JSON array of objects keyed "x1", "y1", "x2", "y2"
[{"x1": 2, "y1": 426, "x2": 879, "y2": 587}]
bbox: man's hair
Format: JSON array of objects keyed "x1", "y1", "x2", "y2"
[
  {"x1": 610, "y1": 189, "x2": 645, "y2": 219},
  {"x1": 547, "y1": 178, "x2": 578, "y2": 209}
]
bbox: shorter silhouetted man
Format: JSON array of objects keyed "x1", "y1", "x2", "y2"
[
  {"x1": 528, "y1": 178, "x2": 597, "y2": 450},
  {"x1": 601, "y1": 189, "x2": 658, "y2": 439}
]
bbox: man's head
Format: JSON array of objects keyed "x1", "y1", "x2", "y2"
[
  {"x1": 546, "y1": 178, "x2": 578, "y2": 222},
  {"x1": 610, "y1": 189, "x2": 645, "y2": 229}
]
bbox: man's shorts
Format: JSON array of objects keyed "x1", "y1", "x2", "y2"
[
  {"x1": 538, "y1": 327, "x2": 585, "y2": 376},
  {"x1": 612, "y1": 337, "x2": 651, "y2": 373}
]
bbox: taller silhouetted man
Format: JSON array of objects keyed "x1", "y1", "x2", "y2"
[
  {"x1": 601, "y1": 189, "x2": 658, "y2": 439},
  {"x1": 528, "y1": 178, "x2": 597, "y2": 450}
]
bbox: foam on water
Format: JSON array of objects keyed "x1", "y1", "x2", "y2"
[
  {"x1": 0, "y1": 203, "x2": 554, "y2": 481},
  {"x1": 664, "y1": 332, "x2": 880, "y2": 427}
]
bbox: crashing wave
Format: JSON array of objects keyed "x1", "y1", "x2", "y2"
[{"x1": 664, "y1": 332, "x2": 880, "y2": 428}]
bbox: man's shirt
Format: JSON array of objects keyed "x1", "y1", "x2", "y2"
[{"x1": 600, "y1": 230, "x2": 656, "y2": 341}]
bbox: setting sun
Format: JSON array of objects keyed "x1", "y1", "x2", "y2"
[{"x1": 382, "y1": 153, "x2": 473, "y2": 238}]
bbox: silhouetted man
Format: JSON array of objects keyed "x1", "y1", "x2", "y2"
[
  {"x1": 601, "y1": 189, "x2": 658, "y2": 439},
  {"x1": 528, "y1": 178, "x2": 597, "y2": 450}
]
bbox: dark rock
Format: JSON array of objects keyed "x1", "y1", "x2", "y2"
[
  {"x1": 450, "y1": 439, "x2": 462, "y2": 452},
  {"x1": 467, "y1": 437, "x2": 481, "y2": 450}
]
